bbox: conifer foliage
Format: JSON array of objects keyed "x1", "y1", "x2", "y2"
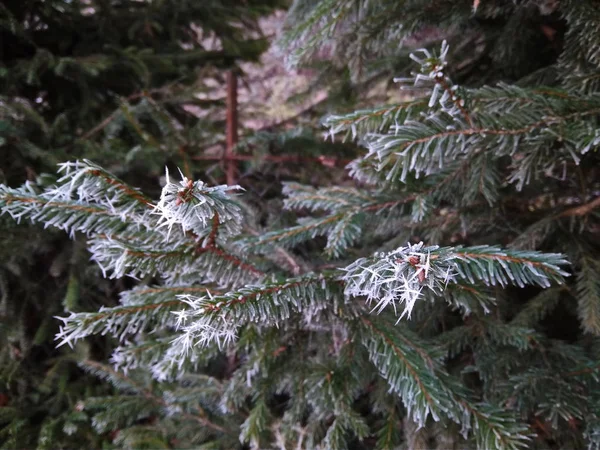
[
  {"x1": 0, "y1": 0, "x2": 281, "y2": 447},
  {"x1": 2, "y1": 0, "x2": 600, "y2": 449}
]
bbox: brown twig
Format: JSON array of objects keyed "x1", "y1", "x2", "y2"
[
  {"x1": 557, "y1": 196, "x2": 600, "y2": 218},
  {"x1": 77, "y1": 86, "x2": 176, "y2": 141},
  {"x1": 225, "y1": 71, "x2": 238, "y2": 185},
  {"x1": 195, "y1": 245, "x2": 264, "y2": 277},
  {"x1": 244, "y1": 225, "x2": 309, "y2": 276},
  {"x1": 79, "y1": 111, "x2": 119, "y2": 141},
  {"x1": 207, "y1": 214, "x2": 220, "y2": 248},
  {"x1": 191, "y1": 153, "x2": 352, "y2": 167},
  {"x1": 437, "y1": 76, "x2": 473, "y2": 126}
]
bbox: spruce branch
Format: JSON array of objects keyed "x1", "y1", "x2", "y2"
[
  {"x1": 343, "y1": 43, "x2": 600, "y2": 188},
  {"x1": 323, "y1": 100, "x2": 428, "y2": 141},
  {"x1": 243, "y1": 191, "x2": 416, "y2": 258},
  {"x1": 50, "y1": 160, "x2": 154, "y2": 208},
  {"x1": 110, "y1": 339, "x2": 177, "y2": 374},
  {"x1": 169, "y1": 274, "x2": 348, "y2": 351},
  {"x1": 57, "y1": 300, "x2": 182, "y2": 345},
  {"x1": 194, "y1": 245, "x2": 265, "y2": 280},
  {"x1": 343, "y1": 243, "x2": 568, "y2": 320},
  {"x1": 510, "y1": 288, "x2": 563, "y2": 328},
  {"x1": 462, "y1": 403, "x2": 531, "y2": 450},
  {"x1": 576, "y1": 255, "x2": 600, "y2": 335},
  {"x1": 243, "y1": 213, "x2": 347, "y2": 251},
  {"x1": 399, "y1": 41, "x2": 472, "y2": 125},
  {"x1": 279, "y1": 0, "x2": 354, "y2": 68},
  {"x1": 0, "y1": 160, "x2": 163, "y2": 239},
  {"x1": 360, "y1": 316, "x2": 531, "y2": 449},
  {"x1": 0, "y1": 188, "x2": 128, "y2": 238},
  {"x1": 375, "y1": 404, "x2": 401, "y2": 450},
  {"x1": 353, "y1": 104, "x2": 600, "y2": 185},
  {"x1": 451, "y1": 246, "x2": 569, "y2": 288},
  {"x1": 360, "y1": 315, "x2": 459, "y2": 423},
  {"x1": 120, "y1": 286, "x2": 224, "y2": 306},
  {"x1": 81, "y1": 361, "x2": 228, "y2": 434},
  {"x1": 154, "y1": 167, "x2": 243, "y2": 240},
  {"x1": 5, "y1": 13, "x2": 600, "y2": 444},
  {"x1": 88, "y1": 235, "x2": 197, "y2": 280},
  {"x1": 240, "y1": 397, "x2": 270, "y2": 448},
  {"x1": 56, "y1": 286, "x2": 224, "y2": 348},
  {"x1": 243, "y1": 224, "x2": 309, "y2": 276}
]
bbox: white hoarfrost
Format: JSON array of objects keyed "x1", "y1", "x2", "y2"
[
  {"x1": 343, "y1": 242, "x2": 456, "y2": 320},
  {"x1": 153, "y1": 167, "x2": 244, "y2": 241}
]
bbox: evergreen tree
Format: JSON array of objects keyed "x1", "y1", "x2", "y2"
[
  {"x1": 0, "y1": 0, "x2": 282, "y2": 447},
  {"x1": 2, "y1": 1, "x2": 600, "y2": 449}
]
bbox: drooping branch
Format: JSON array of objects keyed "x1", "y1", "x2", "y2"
[{"x1": 82, "y1": 360, "x2": 228, "y2": 434}]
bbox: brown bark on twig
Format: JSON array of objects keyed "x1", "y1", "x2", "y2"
[
  {"x1": 558, "y1": 196, "x2": 600, "y2": 218},
  {"x1": 225, "y1": 73, "x2": 239, "y2": 381},
  {"x1": 192, "y1": 153, "x2": 352, "y2": 167},
  {"x1": 226, "y1": 71, "x2": 238, "y2": 185}
]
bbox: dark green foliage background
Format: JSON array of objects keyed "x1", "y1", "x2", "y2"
[
  {"x1": 0, "y1": 0, "x2": 283, "y2": 447},
  {"x1": 2, "y1": 0, "x2": 600, "y2": 449}
]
